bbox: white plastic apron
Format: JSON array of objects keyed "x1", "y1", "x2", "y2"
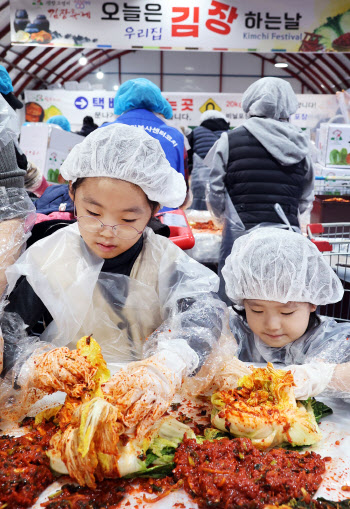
[{"x1": 6, "y1": 224, "x2": 163, "y2": 373}]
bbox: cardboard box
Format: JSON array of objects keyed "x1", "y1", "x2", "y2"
[
  {"x1": 20, "y1": 123, "x2": 83, "y2": 183},
  {"x1": 318, "y1": 123, "x2": 350, "y2": 167}
]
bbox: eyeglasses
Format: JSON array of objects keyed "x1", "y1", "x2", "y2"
[{"x1": 75, "y1": 213, "x2": 144, "y2": 240}]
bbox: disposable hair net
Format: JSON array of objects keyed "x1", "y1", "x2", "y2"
[
  {"x1": 0, "y1": 94, "x2": 20, "y2": 146},
  {"x1": 60, "y1": 123, "x2": 186, "y2": 208},
  {"x1": 114, "y1": 78, "x2": 173, "y2": 119},
  {"x1": 0, "y1": 65, "x2": 13, "y2": 95},
  {"x1": 0, "y1": 188, "x2": 36, "y2": 297},
  {"x1": 242, "y1": 77, "x2": 299, "y2": 120},
  {"x1": 200, "y1": 110, "x2": 228, "y2": 124},
  {"x1": 47, "y1": 115, "x2": 71, "y2": 132},
  {"x1": 222, "y1": 227, "x2": 344, "y2": 306}
]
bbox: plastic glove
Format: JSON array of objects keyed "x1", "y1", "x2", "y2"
[
  {"x1": 286, "y1": 362, "x2": 336, "y2": 400},
  {"x1": 0, "y1": 218, "x2": 27, "y2": 296},
  {"x1": 213, "y1": 356, "x2": 252, "y2": 391},
  {"x1": 102, "y1": 350, "x2": 186, "y2": 436},
  {"x1": 0, "y1": 344, "x2": 97, "y2": 422},
  {"x1": 28, "y1": 347, "x2": 97, "y2": 398},
  {"x1": 0, "y1": 333, "x2": 3, "y2": 374},
  {"x1": 328, "y1": 362, "x2": 350, "y2": 395},
  {"x1": 0, "y1": 188, "x2": 36, "y2": 297}
]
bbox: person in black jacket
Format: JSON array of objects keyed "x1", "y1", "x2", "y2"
[
  {"x1": 187, "y1": 111, "x2": 230, "y2": 210},
  {"x1": 187, "y1": 110, "x2": 230, "y2": 173},
  {"x1": 76, "y1": 116, "x2": 98, "y2": 137},
  {"x1": 206, "y1": 77, "x2": 315, "y2": 301}
]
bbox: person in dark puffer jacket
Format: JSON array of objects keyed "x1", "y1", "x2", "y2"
[
  {"x1": 76, "y1": 116, "x2": 98, "y2": 137},
  {"x1": 187, "y1": 111, "x2": 230, "y2": 210},
  {"x1": 205, "y1": 77, "x2": 315, "y2": 301},
  {"x1": 187, "y1": 110, "x2": 230, "y2": 172}
]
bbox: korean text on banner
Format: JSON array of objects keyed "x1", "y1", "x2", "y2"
[{"x1": 10, "y1": 0, "x2": 350, "y2": 53}]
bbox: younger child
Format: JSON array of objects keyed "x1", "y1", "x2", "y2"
[{"x1": 221, "y1": 227, "x2": 350, "y2": 400}]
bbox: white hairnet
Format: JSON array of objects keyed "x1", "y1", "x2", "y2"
[
  {"x1": 242, "y1": 77, "x2": 299, "y2": 120},
  {"x1": 222, "y1": 227, "x2": 344, "y2": 306},
  {"x1": 200, "y1": 110, "x2": 227, "y2": 124},
  {"x1": 60, "y1": 124, "x2": 186, "y2": 208}
]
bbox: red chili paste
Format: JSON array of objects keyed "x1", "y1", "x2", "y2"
[
  {"x1": 41, "y1": 480, "x2": 133, "y2": 509},
  {"x1": 173, "y1": 437, "x2": 326, "y2": 509},
  {"x1": 0, "y1": 419, "x2": 56, "y2": 508}
]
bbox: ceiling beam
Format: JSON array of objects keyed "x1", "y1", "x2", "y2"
[
  {"x1": 274, "y1": 53, "x2": 325, "y2": 93},
  {"x1": 74, "y1": 50, "x2": 134, "y2": 83},
  {"x1": 0, "y1": 2, "x2": 9, "y2": 11},
  {"x1": 17, "y1": 48, "x2": 68, "y2": 94},
  {"x1": 1, "y1": 57, "x2": 49, "y2": 85},
  {"x1": 5, "y1": 47, "x2": 34, "y2": 74},
  {"x1": 318, "y1": 54, "x2": 349, "y2": 90},
  {"x1": 250, "y1": 53, "x2": 318, "y2": 94},
  {"x1": 289, "y1": 54, "x2": 334, "y2": 93},
  {"x1": 12, "y1": 48, "x2": 52, "y2": 89},
  {"x1": 48, "y1": 49, "x2": 102, "y2": 85},
  {"x1": 327, "y1": 54, "x2": 350, "y2": 78},
  {"x1": 36, "y1": 48, "x2": 86, "y2": 87}
]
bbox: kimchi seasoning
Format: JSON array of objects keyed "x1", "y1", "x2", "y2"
[
  {"x1": 0, "y1": 419, "x2": 56, "y2": 509},
  {"x1": 41, "y1": 480, "x2": 133, "y2": 509},
  {"x1": 173, "y1": 437, "x2": 326, "y2": 509}
]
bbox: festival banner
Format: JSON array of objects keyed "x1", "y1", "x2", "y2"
[
  {"x1": 10, "y1": 0, "x2": 350, "y2": 52},
  {"x1": 24, "y1": 90, "x2": 339, "y2": 133}
]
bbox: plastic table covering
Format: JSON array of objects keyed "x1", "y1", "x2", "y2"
[{"x1": 0, "y1": 393, "x2": 349, "y2": 509}]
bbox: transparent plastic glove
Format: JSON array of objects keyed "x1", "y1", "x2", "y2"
[
  {"x1": 0, "y1": 300, "x2": 4, "y2": 374},
  {"x1": 102, "y1": 350, "x2": 186, "y2": 436},
  {"x1": 0, "y1": 188, "x2": 36, "y2": 297},
  {"x1": 1, "y1": 344, "x2": 97, "y2": 422},
  {"x1": 213, "y1": 356, "x2": 252, "y2": 391},
  {"x1": 286, "y1": 362, "x2": 336, "y2": 400},
  {"x1": 328, "y1": 363, "x2": 350, "y2": 395},
  {"x1": 0, "y1": 218, "x2": 26, "y2": 296},
  {"x1": 28, "y1": 347, "x2": 97, "y2": 398}
]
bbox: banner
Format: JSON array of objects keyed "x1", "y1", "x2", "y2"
[
  {"x1": 10, "y1": 1, "x2": 350, "y2": 52},
  {"x1": 24, "y1": 90, "x2": 339, "y2": 133}
]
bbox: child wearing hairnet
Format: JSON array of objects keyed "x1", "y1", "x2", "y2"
[
  {"x1": 2, "y1": 124, "x2": 233, "y2": 432},
  {"x1": 218, "y1": 227, "x2": 350, "y2": 402}
]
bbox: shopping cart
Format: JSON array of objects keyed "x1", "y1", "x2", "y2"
[
  {"x1": 314, "y1": 175, "x2": 350, "y2": 196},
  {"x1": 308, "y1": 222, "x2": 350, "y2": 322}
]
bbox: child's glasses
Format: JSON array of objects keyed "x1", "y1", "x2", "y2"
[{"x1": 75, "y1": 210, "x2": 144, "y2": 240}]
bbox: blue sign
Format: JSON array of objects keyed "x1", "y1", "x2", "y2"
[{"x1": 75, "y1": 96, "x2": 88, "y2": 109}]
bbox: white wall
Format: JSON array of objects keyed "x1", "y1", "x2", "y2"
[{"x1": 81, "y1": 50, "x2": 304, "y2": 94}]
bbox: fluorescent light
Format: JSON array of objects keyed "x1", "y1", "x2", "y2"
[
  {"x1": 275, "y1": 62, "x2": 288, "y2": 68},
  {"x1": 79, "y1": 56, "x2": 88, "y2": 66},
  {"x1": 96, "y1": 71, "x2": 104, "y2": 79},
  {"x1": 113, "y1": 85, "x2": 119, "y2": 91}
]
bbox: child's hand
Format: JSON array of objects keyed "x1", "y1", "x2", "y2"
[
  {"x1": 102, "y1": 352, "x2": 185, "y2": 435},
  {"x1": 0, "y1": 218, "x2": 27, "y2": 293},
  {"x1": 329, "y1": 363, "x2": 350, "y2": 393},
  {"x1": 287, "y1": 362, "x2": 336, "y2": 400},
  {"x1": 214, "y1": 356, "x2": 252, "y2": 391},
  {"x1": 30, "y1": 347, "x2": 97, "y2": 398}
]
